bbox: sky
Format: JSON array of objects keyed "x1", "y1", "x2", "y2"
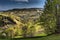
[{"x1": 0, "y1": 0, "x2": 46, "y2": 11}]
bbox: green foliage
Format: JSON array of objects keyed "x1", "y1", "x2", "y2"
[
  {"x1": 40, "y1": 0, "x2": 57, "y2": 34},
  {"x1": 0, "y1": 13, "x2": 23, "y2": 38},
  {"x1": 0, "y1": 13, "x2": 47, "y2": 38}
]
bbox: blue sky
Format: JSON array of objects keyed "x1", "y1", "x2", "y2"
[{"x1": 0, "y1": 0, "x2": 45, "y2": 11}]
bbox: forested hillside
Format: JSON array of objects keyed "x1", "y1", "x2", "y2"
[{"x1": 0, "y1": 8, "x2": 45, "y2": 38}]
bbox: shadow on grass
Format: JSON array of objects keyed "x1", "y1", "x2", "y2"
[
  {"x1": 12, "y1": 36, "x2": 48, "y2": 40},
  {"x1": 0, "y1": 34, "x2": 55, "y2": 40}
]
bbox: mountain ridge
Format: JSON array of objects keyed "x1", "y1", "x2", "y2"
[{"x1": 0, "y1": 8, "x2": 43, "y2": 12}]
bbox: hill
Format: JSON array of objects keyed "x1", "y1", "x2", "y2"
[
  {"x1": 0, "y1": 8, "x2": 43, "y2": 23},
  {"x1": 0, "y1": 8, "x2": 45, "y2": 38}
]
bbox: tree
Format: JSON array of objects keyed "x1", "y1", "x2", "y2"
[{"x1": 40, "y1": 0, "x2": 57, "y2": 34}]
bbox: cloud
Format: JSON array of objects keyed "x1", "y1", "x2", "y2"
[{"x1": 12, "y1": 0, "x2": 28, "y2": 2}]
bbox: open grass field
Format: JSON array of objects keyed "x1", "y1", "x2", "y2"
[{"x1": 0, "y1": 34, "x2": 60, "y2": 40}]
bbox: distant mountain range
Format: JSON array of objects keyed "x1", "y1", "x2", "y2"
[{"x1": 0, "y1": 8, "x2": 43, "y2": 12}]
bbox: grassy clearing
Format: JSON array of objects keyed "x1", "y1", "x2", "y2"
[
  {"x1": 0, "y1": 34, "x2": 60, "y2": 40},
  {"x1": 13, "y1": 34, "x2": 60, "y2": 40}
]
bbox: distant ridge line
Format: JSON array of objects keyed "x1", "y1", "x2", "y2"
[{"x1": 0, "y1": 8, "x2": 43, "y2": 12}]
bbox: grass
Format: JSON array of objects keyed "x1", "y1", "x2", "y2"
[
  {"x1": 0, "y1": 34, "x2": 60, "y2": 40},
  {"x1": 13, "y1": 34, "x2": 60, "y2": 40}
]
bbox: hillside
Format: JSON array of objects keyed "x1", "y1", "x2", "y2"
[
  {"x1": 0, "y1": 8, "x2": 43, "y2": 24},
  {"x1": 0, "y1": 8, "x2": 45, "y2": 38}
]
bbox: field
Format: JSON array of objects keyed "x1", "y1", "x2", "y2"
[
  {"x1": 15, "y1": 34, "x2": 60, "y2": 40},
  {"x1": 0, "y1": 34, "x2": 60, "y2": 40}
]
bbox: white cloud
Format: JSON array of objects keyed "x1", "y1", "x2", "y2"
[{"x1": 12, "y1": 0, "x2": 28, "y2": 2}]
